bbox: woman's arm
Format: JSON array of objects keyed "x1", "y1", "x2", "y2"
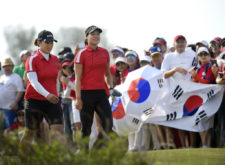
[
  {"x1": 105, "y1": 63, "x2": 113, "y2": 89},
  {"x1": 74, "y1": 64, "x2": 83, "y2": 110}
]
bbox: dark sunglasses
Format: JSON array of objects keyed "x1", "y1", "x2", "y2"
[
  {"x1": 198, "y1": 52, "x2": 209, "y2": 57},
  {"x1": 116, "y1": 62, "x2": 126, "y2": 67},
  {"x1": 126, "y1": 55, "x2": 136, "y2": 59}
]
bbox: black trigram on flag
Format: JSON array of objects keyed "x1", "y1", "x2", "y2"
[
  {"x1": 157, "y1": 79, "x2": 163, "y2": 88},
  {"x1": 195, "y1": 110, "x2": 207, "y2": 126},
  {"x1": 166, "y1": 111, "x2": 177, "y2": 121},
  {"x1": 132, "y1": 118, "x2": 140, "y2": 125},
  {"x1": 172, "y1": 85, "x2": 184, "y2": 100},
  {"x1": 207, "y1": 89, "x2": 214, "y2": 100},
  {"x1": 143, "y1": 108, "x2": 154, "y2": 116}
]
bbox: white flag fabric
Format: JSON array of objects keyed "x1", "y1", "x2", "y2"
[
  {"x1": 146, "y1": 78, "x2": 224, "y2": 132},
  {"x1": 111, "y1": 65, "x2": 224, "y2": 135}
]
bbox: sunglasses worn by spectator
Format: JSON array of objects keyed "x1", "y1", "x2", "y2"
[
  {"x1": 116, "y1": 62, "x2": 126, "y2": 67},
  {"x1": 126, "y1": 55, "x2": 136, "y2": 59},
  {"x1": 198, "y1": 52, "x2": 209, "y2": 57}
]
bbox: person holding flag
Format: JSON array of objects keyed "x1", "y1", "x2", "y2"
[{"x1": 161, "y1": 35, "x2": 197, "y2": 148}]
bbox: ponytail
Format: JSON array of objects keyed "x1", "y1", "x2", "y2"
[{"x1": 34, "y1": 39, "x2": 39, "y2": 46}]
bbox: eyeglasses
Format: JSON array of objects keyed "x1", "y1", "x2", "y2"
[
  {"x1": 116, "y1": 62, "x2": 126, "y2": 67},
  {"x1": 126, "y1": 55, "x2": 136, "y2": 59},
  {"x1": 198, "y1": 52, "x2": 209, "y2": 57}
]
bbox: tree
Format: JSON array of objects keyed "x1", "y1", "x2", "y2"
[
  {"x1": 4, "y1": 25, "x2": 36, "y2": 65},
  {"x1": 53, "y1": 27, "x2": 112, "y2": 55}
]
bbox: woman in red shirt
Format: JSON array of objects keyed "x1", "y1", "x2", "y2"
[
  {"x1": 20, "y1": 30, "x2": 63, "y2": 147},
  {"x1": 74, "y1": 26, "x2": 113, "y2": 139},
  {"x1": 190, "y1": 47, "x2": 217, "y2": 148}
]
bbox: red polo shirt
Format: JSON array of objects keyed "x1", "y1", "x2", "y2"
[
  {"x1": 74, "y1": 45, "x2": 110, "y2": 90},
  {"x1": 25, "y1": 50, "x2": 59, "y2": 100},
  {"x1": 194, "y1": 62, "x2": 215, "y2": 84}
]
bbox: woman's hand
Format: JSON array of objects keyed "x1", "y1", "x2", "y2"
[
  {"x1": 46, "y1": 94, "x2": 59, "y2": 104},
  {"x1": 189, "y1": 67, "x2": 197, "y2": 77},
  {"x1": 75, "y1": 98, "x2": 83, "y2": 110},
  {"x1": 211, "y1": 65, "x2": 219, "y2": 77}
]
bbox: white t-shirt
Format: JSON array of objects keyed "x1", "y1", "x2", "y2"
[
  {"x1": 161, "y1": 48, "x2": 197, "y2": 80},
  {"x1": 0, "y1": 73, "x2": 25, "y2": 110}
]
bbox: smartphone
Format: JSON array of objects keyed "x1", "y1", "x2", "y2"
[
  {"x1": 211, "y1": 59, "x2": 218, "y2": 66},
  {"x1": 78, "y1": 42, "x2": 85, "y2": 49}
]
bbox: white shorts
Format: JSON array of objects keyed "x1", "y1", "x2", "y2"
[{"x1": 72, "y1": 100, "x2": 81, "y2": 123}]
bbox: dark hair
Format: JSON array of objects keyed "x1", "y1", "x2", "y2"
[
  {"x1": 187, "y1": 44, "x2": 196, "y2": 52},
  {"x1": 84, "y1": 39, "x2": 88, "y2": 45},
  {"x1": 34, "y1": 39, "x2": 39, "y2": 46}
]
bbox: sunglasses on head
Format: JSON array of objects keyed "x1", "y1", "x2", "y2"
[
  {"x1": 198, "y1": 52, "x2": 209, "y2": 57},
  {"x1": 116, "y1": 62, "x2": 126, "y2": 67},
  {"x1": 126, "y1": 55, "x2": 136, "y2": 59}
]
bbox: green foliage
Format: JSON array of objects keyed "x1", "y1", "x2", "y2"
[
  {"x1": 0, "y1": 133, "x2": 152, "y2": 165},
  {"x1": 1, "y1": 132, "x2": 225, "y2": 165}
]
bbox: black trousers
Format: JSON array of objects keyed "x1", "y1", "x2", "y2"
[{"x1": 80, "y1": 90, "x2": 113, "y2": 137}]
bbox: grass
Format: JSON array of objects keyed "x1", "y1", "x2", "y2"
[{"x1": 131, "y1": 148, "x2": 225, "y2": 165}]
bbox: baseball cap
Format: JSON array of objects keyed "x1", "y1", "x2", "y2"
[
  {"x1": 62, "y1": 61, "x2": 72, "y2": 67},
  {"x1": 125, "y1": 50, "x2": 138, "y2": 57},
  {"x1": 174, "y1": 35, "x2": 186, "y2": 42},
  {"x1": 111, "y1": 46, "x2": 124, "y2": 54},
  {"x1": 196, "y1": 40, "x2": 209, "y2": 47},
  {"x1": 197, "y1": 47, "x2": 209, "y2": 55},
  {"x1": 85, "y1": 25, "x2": 102, "y2": 37},
  {"x1": 115, "y1": 57, "x2": 126, "y2": 64},
  {"x1": 63, "y1": 53, "x2": 75, "y2": 61},
  {"x1": 150, "y1": 46, "x2": 162, "y2": 57},
  {"x1": 139, "y1": 55, "x2": 151, "y2": 62},
  {"x1": 58, "y1": 47, "x2": 72, "y2": 55},
  {"x1": 37, "y1": 30, "x2": 57, "y2": 43},
  {"x1": 153, "y1": 37, "x2": 167, "y2": 46},
  {"x1": 19, "y1": 50, "x2": 30, "y2": 57},
  {"x1": 214, "y1": 37, "x2": 222, "y2": 43},
  {"x1": 2, "y1": 58, "x2": 14, "y2": 67}
]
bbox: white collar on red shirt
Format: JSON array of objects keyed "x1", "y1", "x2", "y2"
[{"x1": 39, "y1": 50, "x2": 50, "y2": 61}]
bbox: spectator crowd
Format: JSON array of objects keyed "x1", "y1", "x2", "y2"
[{"x1": 0, "y1": 26, "x2": 225, "y2": 151}]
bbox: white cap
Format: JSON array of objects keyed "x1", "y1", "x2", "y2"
[
  {"x1": 115, "y1": 57, "x2": 126, "y2": 64},
  {"x1": 139, "y1": 55, "x2": 151, "y2": 62},
  {"x1": 197, "y1": 47, "x2": 209, "y2": 55},
  {"x1": 19, "y1": 50, "x2": 29, "y2": 57},
  {"x1": 111, "y1": 46, "x2": 124, "y2": 54},
  {"x1": 196, "y1": 40, "x2": 209, "y2": 47},
  {"x1": 125, "y1": 50, "x2": 138, "y2": 57}
]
